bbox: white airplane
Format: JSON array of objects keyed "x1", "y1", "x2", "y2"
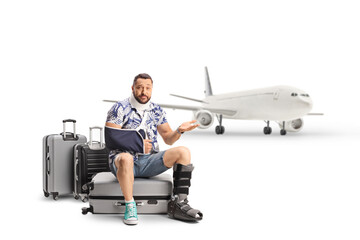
[{"x1": 104, "y1": 67, "x2": 322, "y2": 135}]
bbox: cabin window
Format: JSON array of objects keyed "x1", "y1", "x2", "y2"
[{"x1": 291, "y1": 93, "x2": 298, "y2": 97}]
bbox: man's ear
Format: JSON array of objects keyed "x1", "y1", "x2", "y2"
[{"x1": 131, "y1": 85, "x2": 134, "y2": 92}]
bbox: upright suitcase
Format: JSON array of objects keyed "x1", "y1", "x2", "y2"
[
  {"x1": 82, "y1": 172, "x2": 173, "y2": 215},
  {"x1": 74, "y1": 126, "x2": 110, "y2": 202},
  {"x1": 43, "y1": 119, "x2": 87, "y2": 200}
]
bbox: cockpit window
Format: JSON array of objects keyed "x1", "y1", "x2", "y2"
[{"x1": 292, "y1": 93, "x2": 310, "y2": 97}]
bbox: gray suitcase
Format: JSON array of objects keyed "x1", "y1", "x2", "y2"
[
  {"x1": 43, "y1": 119, "x2": 87, "y2": 200},
  {"x1": 82, "y1": 172, "x2": 173, "y2": 214}
]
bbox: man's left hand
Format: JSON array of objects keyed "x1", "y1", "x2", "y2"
[{"x1": 178, "y1": 120, "x2": 200, "y2": 133}]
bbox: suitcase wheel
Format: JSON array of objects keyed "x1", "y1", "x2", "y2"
[
  {"x1": 43, "y1": 190, "x2": 50, "y2": 198},
  {"x1": 82, "y1": 207, "x2": 88, "y2": 215},
  {"x1": 52, "y1": 192, "x2": 59, "y2": 200},
  {"x1": 81, "y1": 196, "x2": 89, "y2": 203},
  {"x1": 73, "y1": 193, "x2": 80, "y2": 200},
  {"x1": 82, "y1": 207, "x2": 92, "y2": 215}
]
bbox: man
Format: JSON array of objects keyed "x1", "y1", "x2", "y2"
[{"x1": 105, "y1": 73, "x2": 203, "y2": 225}]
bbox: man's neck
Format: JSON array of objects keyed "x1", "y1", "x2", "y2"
[{"x1": 129, "y1": 93, "x2": 151, "y2": 112}]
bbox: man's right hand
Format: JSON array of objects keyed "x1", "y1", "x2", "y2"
[{"x1": 144, "y1": 139, "x2": 153, "y2": 154}]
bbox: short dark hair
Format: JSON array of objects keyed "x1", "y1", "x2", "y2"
[{"x1": 133, "y1": 73, "x2": 153, "y2": 86}]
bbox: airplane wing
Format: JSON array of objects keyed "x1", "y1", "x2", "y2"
[
  {"x1": 307, "y1": 113, "x2": 324, "y2": 116},
  {"x1": 169, "y1": 94, "x2": 208, "y2": 103},
  {"x1": 103, "y1": 100, "x2": 237, "y2": 116},
  {"x1": 103, "y1": 100, "x2": 119, "y2": 103},
  {"x1": 159, "y1": 103, "x2": 237, "y2": 116},
  {"x1": 157, "y1": 103, "x2": 200, "y2": 111},
  {"x1": 167, "y1": 93, "x2": 236, "y2": 115}
]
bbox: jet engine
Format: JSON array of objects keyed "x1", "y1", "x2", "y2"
[
  {"x1": 193, "y1": 110, "x2": 214, "y2": 129},
  {"x1": 278, "y1": 118, "x2": 304, "y2": 132}
]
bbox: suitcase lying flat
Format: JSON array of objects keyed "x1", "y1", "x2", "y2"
[
  {"x1": 43, "y1": 119, "x2": 87, "y2": 200},
  {"x1": 82, "y1": 172, "x2": 173, "y2": 215},
  {"x1": 74, "y1": 127, "x2": 110, "y2": 202}
]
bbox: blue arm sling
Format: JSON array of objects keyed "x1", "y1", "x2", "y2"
[{"x1": 105, "y1": 126, "x2": 145, "y2": 153}]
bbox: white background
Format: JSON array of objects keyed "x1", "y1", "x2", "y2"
[{"x1": 1, "y1": 0, "x2": 359, "y2": 239}]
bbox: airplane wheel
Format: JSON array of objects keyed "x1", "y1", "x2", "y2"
[
  {"x1": 215, "y1": 126, "x2": 221, "y2": 134},
  {"x1": 280, "y1": 129, "x2": 287, "y2": 135},
  {"x1": 220, "y1": 126, "x2": 225, "y2": 134},
  {"x1": 215, "y1": 126, "x2": 225, "y2": 135},
  {"x1": 263, "y1": 127, "x2": 272, "y2": 135}
]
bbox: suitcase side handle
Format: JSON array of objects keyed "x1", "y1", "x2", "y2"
[
  {"x1": 88, "y1": 126, "x2": 105, "y2": 150},
  {"x1": 114, "y1": 201, "x2": 144, "y2": 207},
  {"x1": 62, "y1": 119, "x2": 78, "y2": 141}
]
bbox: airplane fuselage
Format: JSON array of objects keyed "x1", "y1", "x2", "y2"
[{"x1": 203, "y1": 85, "x2": 313, "y2": 121}]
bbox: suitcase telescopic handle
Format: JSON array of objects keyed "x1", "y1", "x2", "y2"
[
  {"x1": 89, "y1": 126, "x2": 104, "y2": 150},
  {"x1": 62, "y1": 119, "x2": 78, "y2": 141},
  {"x1": 63, "y1": 119, "x2": 76, "y2": 123}
]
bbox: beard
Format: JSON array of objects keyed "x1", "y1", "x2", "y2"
[{"x1": 133, "y1": 91, "x2": 151, "y2": 104}]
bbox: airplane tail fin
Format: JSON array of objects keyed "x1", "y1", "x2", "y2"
[{"x1": 204, "y1": 66, "x2": 213, "y2": 97}]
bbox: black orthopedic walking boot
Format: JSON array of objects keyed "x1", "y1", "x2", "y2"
[{"x1": 168, "y1": 163, "x2": 203, "y2": 221}]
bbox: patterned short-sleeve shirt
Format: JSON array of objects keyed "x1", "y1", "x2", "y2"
[{"x1": 106, "y1": 97, "x2": 168, "y2": 161}]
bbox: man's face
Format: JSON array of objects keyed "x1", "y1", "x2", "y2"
[{"x1": 132, "y1": 78, "x2": 153, "y2": 104}]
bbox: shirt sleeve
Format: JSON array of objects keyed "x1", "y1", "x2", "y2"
[
  {"x1": 157, "y1": 106, "x2": 168, "y2": 125},
  {"x1": 106, "y1": 102, "x2": 124, "y2": 125}
]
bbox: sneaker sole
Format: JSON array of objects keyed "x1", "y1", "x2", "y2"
[{"x1": 124, "y1": 219, "x2": 138, "y2": 225}]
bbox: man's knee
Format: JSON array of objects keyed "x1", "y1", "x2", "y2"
[
  {"x1": 115, "y1": 153, "x2": 134, "y2": 169},
  {"x1": 164, "y1": 146, "x2": 191, "y2": 168},
  {"x1": 175, "y1": 146, "x2": 191, "y2": 164}
]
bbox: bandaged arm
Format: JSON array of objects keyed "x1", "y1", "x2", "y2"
[{"x1": 105, "y1": 123, "x2": 145, "y2": 153}]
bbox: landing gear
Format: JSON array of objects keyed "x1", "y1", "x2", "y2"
[
  {"x1": 263, "y1": 121, "x2": 272, "y2": 135},
  {"x1": 280, "y1": 121, "x2": 287, "y2": 135},
  {"x1": 215, "y1": 126, "x2": 225, "y2": 134},
  {"x1": 215, "y1": 114, "x2": 225, "y2": 135},
  {"x1": 264, "y1": 120, "x2": 287, "y2": 135}
]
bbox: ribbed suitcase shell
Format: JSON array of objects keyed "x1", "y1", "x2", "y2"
[
  {"x1": 73, "y1": 143, "x2": 110, "y2": 201},
  {"x1": 84, "y1": 172, "x2": 173, "y2": 214},
  {"x1": 43, "y1": 133, "x2": 87, "y2": 200}
]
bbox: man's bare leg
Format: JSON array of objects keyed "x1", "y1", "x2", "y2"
[
  {"x1": 114, "y1": 153, "x2": 138, "y2": 225},
  {"x1": 114, "y1": 153, "x2": 134, "y2": 201}
]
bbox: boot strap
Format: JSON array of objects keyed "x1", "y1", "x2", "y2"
[
  {"x1": 173, "y1": 171, "x2": 192, "y2": 179},
  {"x1": 173, "y1": 187, "x2": 189, "y2": 195},
  {"x1": 173, "y1": 179, "x2": 191, "y2": 187}
]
